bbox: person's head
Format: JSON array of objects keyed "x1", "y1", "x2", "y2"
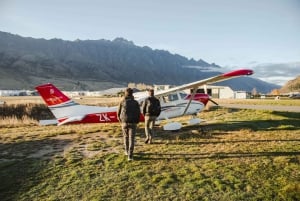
[
  {"x1": 125, "y1": 88, "x2": 133, "y2": 97},
  {"x1": 148, "y1": 89, "x2": 154, "y2": 96}
]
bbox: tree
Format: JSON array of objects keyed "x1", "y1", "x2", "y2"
[
  {"x1": 270, "y1": 89, "x2": 280, "y2": 95},
  {"x1": 251, "y1": 88, "x2": 258, "y2": 96}
]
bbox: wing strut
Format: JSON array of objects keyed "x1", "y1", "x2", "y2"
[
  {"x1": 204, "y1": 84, "x2": 207, "y2": 94},
  {"x1": 182, "y1": 87, "x2": 197, "y2": 116}
]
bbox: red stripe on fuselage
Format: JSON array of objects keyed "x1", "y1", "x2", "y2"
[
  {"x1": 58, "y1": 112, "x2": 145, "y2": 124},
  {"x1": 185, "y1": 93, "x2": 210, "y2": 105}
]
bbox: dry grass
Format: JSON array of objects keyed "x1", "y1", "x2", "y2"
[
  {"x1": 213, "y1": 98, "x2": 300, "y2": 106},
  {"x1": 0, "y1": 97, "x2": 299, "y2": 201}
]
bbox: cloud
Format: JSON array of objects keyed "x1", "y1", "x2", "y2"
[
  {"x1": 250, "y1": 62, "x2": 300, "y2": 85},
  {"x1": 223, "y1": 62, "x2": 300, "y2": 86}
]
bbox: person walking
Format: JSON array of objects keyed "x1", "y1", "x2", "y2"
[
  {"x1": 142, "y1": 89, "x2": 161, "y2": 144},
  {"x1": 117, "y1": 88, "x2": 141, "y2": 161}
]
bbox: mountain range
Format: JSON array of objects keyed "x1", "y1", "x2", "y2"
[{"x1": 0, "y1": 31, "x2": 279, "y2": 93}]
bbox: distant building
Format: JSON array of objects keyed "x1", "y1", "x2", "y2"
[
  {"x1": 0, "y1": 90, "x2": 33, "y2": 96},
  {"x1": 234, "y1": 91, "x2": 251, "y2": 99},
  {"x1": 183, "y1": 85, "x2": 251, "y2": 99},
  {"x1": 154, "y1": 84, "x2": 174, "y2": 91}
]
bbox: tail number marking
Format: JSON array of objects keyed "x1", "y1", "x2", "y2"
[{"x1": 99, "y1": 113, "x2": 111, "y2": 122}]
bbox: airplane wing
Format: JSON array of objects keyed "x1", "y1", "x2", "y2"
[{"x1": 154, "y1": 69, "x2": 253, "y2": 97}]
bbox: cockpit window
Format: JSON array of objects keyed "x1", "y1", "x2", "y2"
[
  {"x1": 161, "y1": 92, "x2": 186, "y2": 103},
  {"x1": 179, "y1": 92, "x2": 187, "y2": 99},
  {"x1": 168, "y1": 93, "x2": 179, "y2": 101}
]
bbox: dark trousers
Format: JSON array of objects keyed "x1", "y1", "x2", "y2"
[{"x1": 121, "y1": 123, "x2": 137, "y2": 156}]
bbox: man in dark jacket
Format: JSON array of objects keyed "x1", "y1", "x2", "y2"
[
  {"x1": 142, "y1": 89, "x2": 161, "y2": 144},
  {"x1": 117, "y1": 88, "x2": 141, "y2": 161}
]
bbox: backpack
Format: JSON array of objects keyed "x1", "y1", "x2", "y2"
[
  {"x1": 146, "y1": 97, "x2": 161, "y2": 116},
  {"x1": 120, "y1": 98, "x2": 140, "y2": 123}
]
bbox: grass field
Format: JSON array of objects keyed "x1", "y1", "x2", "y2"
[{"x1": 0, "y1": 97, "x2": 300, "y2": 200}]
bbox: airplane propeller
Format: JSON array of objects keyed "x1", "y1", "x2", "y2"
[
  {"x1": 208, "y1": 98, "x2": 218, "y2": 106},
  {"x1": 202, "y1": 84, "x2": 218, "y2": 106}
]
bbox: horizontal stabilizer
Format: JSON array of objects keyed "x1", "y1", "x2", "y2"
[{"x1": 57, "y1": 115, "x2": 85, "y2": 126}]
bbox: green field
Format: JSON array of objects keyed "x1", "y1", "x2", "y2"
[{"x1": 0, "y1": 101, "x2": 300, "y2": 200}]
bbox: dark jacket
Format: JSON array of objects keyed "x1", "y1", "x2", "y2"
[
  {"x1": 142, "y1": 96, "x2": 161, "y2": 117},
  {"x1": 117, "y1": 96, "x2": 141, "y2": 123}
]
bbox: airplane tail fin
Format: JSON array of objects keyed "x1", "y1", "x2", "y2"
[
  {"x1": 35, "y1": 83, "x2": 72, "y2": 107},
  {"x1": 36, "y1": 83, "x2": 80, "y2": 124},
  {"x1": 35, "y1": 83, "x2": 118, "y2": 126}
]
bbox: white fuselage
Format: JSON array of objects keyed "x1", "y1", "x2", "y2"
[{"x1": 157, "y1": 99, "x2": 204, "y2": 120}]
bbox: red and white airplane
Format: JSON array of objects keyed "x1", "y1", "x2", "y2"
[{"x1": 36, "y1": 69, "x2": 253, "y2": 130}]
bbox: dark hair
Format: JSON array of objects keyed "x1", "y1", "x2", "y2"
[{"x1": 125, "y1": 88, "x2": 133, "y2": 97}]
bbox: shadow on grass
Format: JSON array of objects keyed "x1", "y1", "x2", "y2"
[
  {"x1": 135, "y1": 151, "x2": 300, "y2": 161},
  {"x1": 160, "y1": 139, "x2": 300, "y2": 146},
  {"x1": 201, "y1": 108, "x2": 300, "y2": 132},
  {"x1": 153, "y1": 119, "x2": 299, "y2": 143},
  {"x1": 162, "y1": 115, "x2": 300, "y2": 135},
  {"x1": 0, "y1": 138, "x2": 72, "y2": 201},
  {"x1": 209, "y1": 119, "x2": 299, "y2": 131},
  {"x1": 150, "y1": 109, "x2": 300, "y2": 142},
  {"x1": 272, "y1": 111, "x2": 300, "y2": 119}
]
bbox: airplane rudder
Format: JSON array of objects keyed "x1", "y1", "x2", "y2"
[{"x1": 35, "y1": 83, "x2": 71, "y2": 106}]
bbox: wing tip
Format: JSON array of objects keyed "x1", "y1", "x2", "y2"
[{"x1": 222, "y1": 69, "x2": 254, "y2": 77}]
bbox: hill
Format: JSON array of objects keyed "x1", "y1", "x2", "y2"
[
  {"x1": 0, "y1": 31, "x2": 279, "y2": 93},
  {"x1": 279, "y1": 76, "x2": 300, "y2": 93}
]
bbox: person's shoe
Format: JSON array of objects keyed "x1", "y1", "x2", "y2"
[
  {"x1": 124, "y1": 151, "x2": 128, "y2": 156},
  {"x1": 144, "y1": 138, "x2": 149, "y2": 144},
  {"x1": 128, "y1": 155, "x2": 133, "y2": 161}
]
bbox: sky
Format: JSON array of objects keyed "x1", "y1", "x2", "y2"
[{"x1": 0, "y1": 0, "x2": 300, "y2": 86}]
